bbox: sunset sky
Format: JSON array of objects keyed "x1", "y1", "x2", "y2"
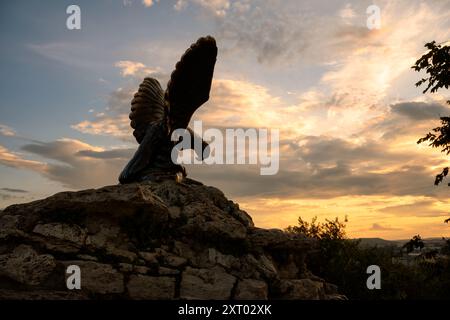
[{"x1": 1, "y1": 0, "x2": 450, "y2": 240}]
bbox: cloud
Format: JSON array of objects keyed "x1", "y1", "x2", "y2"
[
  {"x1": 13, "y1": 0, "x2": 450, "y2": 238},
  {"x1": 72, "y1": 87, "x2": 135, "y2": 141},
  {"x1": 196, "y1": 78, "x2": 290, "y2": 129},
  {"x1": 315, "y1": 1, "x2": 449, "y2": 118},
  {"x1": 188, "y1": 85, "x2": 450, "y2": 201},
  {"x1": 174, "y1": 0, "x2": 231, "y2": 17},
  {"x1": 20, "y1": 139, "x2": 131, "y2": 189},
  {"x1": 72, "y1": 61, "x2": 169, "y2": 141},
  {"x1": 378, "y1": 199, "x2": 449, "y2": 218},
  {"x1": 391, "y1": 102, "x2": 450, "y2": 121},
  {"x1": 68, "y1": 69, "x2": 449, "y2": 203},
  {"x1": 369, "y1": 223, "x2": 401, "y2": 231},
  {"x1": 115, "y1": 60, "x2": 161, "y2": 77},
  {"x1": 0, "y1": 124, "x2": 16, "y2": 137},
  {"x1": 0, "y1": 193, "x2": 21, "y2": 201},
  {"x1": 357, "y1": 100, "x2": 450, "y2": 146},
  {"x1": 339, "y1": 3, "x2": 356, "y2": 22},
  {"x1": 76, "y1": 148, "x2": 134, "y2": 159},
  {"x1": 216, "y1": 0, "x2": 322, "y2": 64},
  {"x1": 28, "y1": 42, "x2": 108, "y2": 69},
  {"x1": 181, "y1": 0, "x2": 450, "y2": 149},
  {"x1": 188, "y1": 147, "x2": 444, "y2": 200},
  {"x1": 0, "y1": 188, "x2": 28, "y2": 193},
  {"x1": 73, "y1": 115, "x2": 132, "y2": 141},
  {"x1": 142, "y1": 0, "x2": 157, "y2": 7},
  {"x1": 72, "y1": 77, "x2": 295, "y2": 141},
  {"x1": 293, "y1": 135, "x2": 403, "y2": 166},
  {"x1": 185, "y1": 0, "x2": 377, "y2": 67},
  {"x1": 209, "y1": 0, "x2": 450, "y2": 68},
  {"x1": 10, "y1": 119, "x2": 442, "y2": 202},
  {"x1": 0, "y1": 140, "x2": 132, "y2": 190},
  {"x1": 169, "y1": 1, "x2": 450, "y2": 153},
  {"x1": 0, "y1": 145, "x2": 47, "y2": 173},
  {"x1": 0, "y1": 188, "x2": 31, "y2": 206}
]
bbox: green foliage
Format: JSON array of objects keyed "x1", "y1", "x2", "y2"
[
  {"x1": 417, "y1": 117, "x2": 450, "y2": 185},
  {"x1": 441, "y1": 238, "x2": 450, "y2": 255},
  {"x1": 285, "y1": 216, "x2": 347, "y2": 240},
  {"x1": 412, "y1": 41, "x2": 450, "y2": 103},
  {"x1": 403, "y1": 235, "x2": 425, "y2": 253},
  {"x1": 287, "y1": 216, "x2": 450, "y2": 299},
  {"x1": 414, "y1": 41, "x2": 450, "y2": 188},
  {"x1": 417, "y1": 118, "x2": 450, "y2": 156}
]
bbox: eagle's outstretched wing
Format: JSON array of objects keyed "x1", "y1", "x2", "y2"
[
  {"x1": 165, "y1": 36, "x2": 217, "y2": 131},
  {"x1": 129, "y1": 77, "x2": 166, "y2": 143}
]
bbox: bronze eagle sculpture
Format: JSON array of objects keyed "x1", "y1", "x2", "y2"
[{"x1": 119, "y1": 36, "x2": 217, "y2": 184}]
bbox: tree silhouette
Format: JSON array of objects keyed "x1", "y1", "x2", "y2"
[
  {"x1": 441, "y1": 237, "x2": 450, "y2": 255},
  {"x1": 413, "y1": 41, "x2": 450, "y2": 224},
  {"x1": 412, "y1": 41, "x2": 450, "y2": 103},
  {"x1": 414, "y1": 41, "x2": 450, "y2": 186},
  {"x1": 403, "y1": 235, "x2": 425, "y2": 254}
]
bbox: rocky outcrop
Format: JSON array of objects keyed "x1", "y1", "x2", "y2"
[{"x1": 0, "y1": 179, "x2": 344, "y2": 300}]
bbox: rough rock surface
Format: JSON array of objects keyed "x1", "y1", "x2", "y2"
[{"x1": 0, "y1": 179, "x2": 344, "y2": 300}]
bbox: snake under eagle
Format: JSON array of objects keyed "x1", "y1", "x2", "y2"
[{"x1": 119, "y1": 36, "x2": 217, "y2": 184}]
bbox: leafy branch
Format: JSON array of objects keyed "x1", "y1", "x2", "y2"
[{"x1": 414, "y1": 41, "x2": 450, "y2": 186}]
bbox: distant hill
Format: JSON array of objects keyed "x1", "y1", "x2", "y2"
[
  {"x1": 355, "y1": 237, "x2": 448, "y2": 248},
  {"x1": 355, "y1": 238, "x2": 398, "y2": 247}
]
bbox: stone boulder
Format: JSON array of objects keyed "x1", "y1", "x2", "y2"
[{"x1": 0, "y1": 179, "x2": 344, "y2": 300}]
